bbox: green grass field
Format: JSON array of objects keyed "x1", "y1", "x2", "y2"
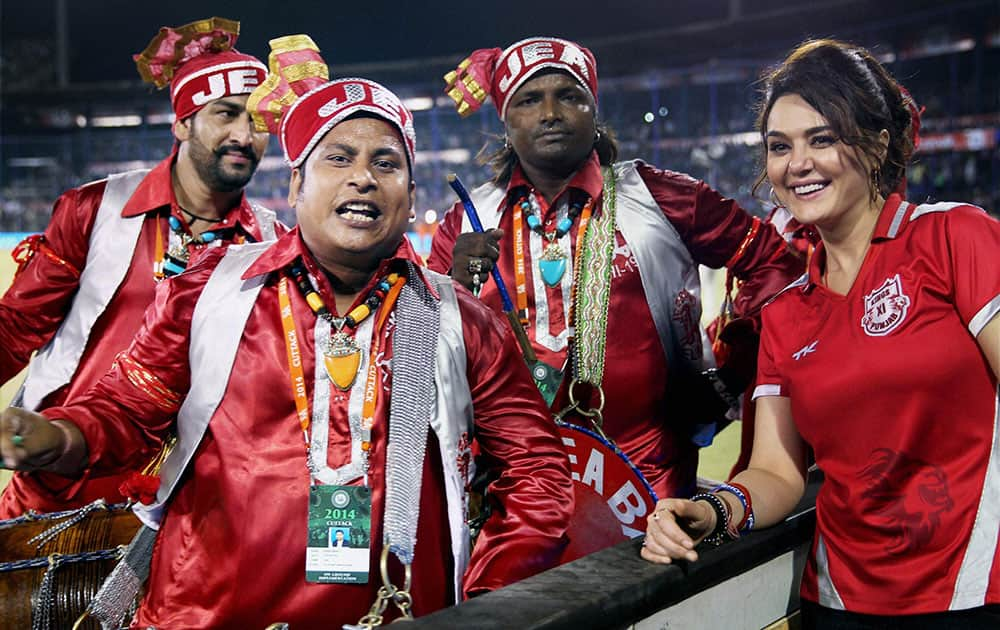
[{"x1": 0, "y1": 249, "x2": 740, "y2": 493}]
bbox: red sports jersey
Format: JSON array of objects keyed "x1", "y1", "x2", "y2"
[{"x1": 754, "y1": 194, "x2": 1000, "y2": 615}]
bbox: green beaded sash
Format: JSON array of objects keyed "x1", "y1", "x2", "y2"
[{"x1": 570, "y1": 166, "x2": 616, "y2": 388}]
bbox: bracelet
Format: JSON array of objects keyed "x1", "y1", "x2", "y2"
[
  {"x1": 712, "y1": 482, "x2": 755, "y2": 536},
  {"x1": 702, "y1": 368, "x2": 741, "y2": 411},
  {"x1": 691, "y1": 492, "x2": 730, "y2": 546},
  {"x1": 729, "y1": 481, "x2": 755, "y2": 533},
  {"x1": 716, "y1": 492, "x2": 743, "y2": 540}
]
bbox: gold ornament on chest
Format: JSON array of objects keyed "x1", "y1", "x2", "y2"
[{"x1": 324, "y1": 320, "x2": 363, "y2": 391}]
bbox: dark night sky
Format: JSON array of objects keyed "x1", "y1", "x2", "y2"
[
  {"x1": 3, "y1": 0, "x2": 991, "y2": 89},
  {"x1": 0, "y1": 0, "x2": 704, "y2": 83}
]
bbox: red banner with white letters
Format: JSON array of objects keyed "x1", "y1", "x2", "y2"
[{"x1": 557, "y1": 422, "x2": 658, "y2": 563}]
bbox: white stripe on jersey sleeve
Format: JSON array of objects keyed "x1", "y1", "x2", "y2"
[
  {"x1": 909, "y1": 200, "x2": 980, "y2": 222},
  {"x1": 886, "y1": 201, "x2": 911, "y2": 238},
  {"x1": 891, "y1": 200, "x2": 986, "y2": 238},
  {"x1": 752, "y1": 384, "x2": 783, "y2": 399},
  {"x1": 970, "y1": 294, "x2": 1000, "y2": 337}
]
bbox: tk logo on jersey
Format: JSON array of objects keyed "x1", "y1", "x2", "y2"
[{"x1": 861, "y1": 274, "x2": 911, "y2": 337}]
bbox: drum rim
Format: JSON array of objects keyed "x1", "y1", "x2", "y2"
[{"x1": 556, "y1": 420, "x2": 659, "y2": 503}]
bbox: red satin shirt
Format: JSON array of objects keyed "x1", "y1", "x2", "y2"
[
  {"x1": 43, "y1": 230, "x2": 572, "y2": 628},
  {"x1": 0, "y1": 152, "x2": 280, "y2": 517},
  {"x1": 429, "y1": 153, "x2": 801, "y2": 498}
]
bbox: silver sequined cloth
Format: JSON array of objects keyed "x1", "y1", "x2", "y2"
[{"x1": 383, "y1": 263, "x2": 440, "y2": 565}]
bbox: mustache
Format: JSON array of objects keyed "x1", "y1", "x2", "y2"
[
  {"x1": 214, "y1": 144, "x2": 257, "y2": 161},
  {"x1": 534, "y1": 123, "x2": 572, "y2": 138}
]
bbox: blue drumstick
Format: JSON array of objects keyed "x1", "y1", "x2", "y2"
[{"x1": 446, "y1": 173, "x2": 515, "y2": 313}]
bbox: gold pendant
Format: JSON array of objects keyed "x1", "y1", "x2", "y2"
[
  {"x1": 541, "y1": 240, "x2": 567, "y2": 261},
  {"x1": 324, "y1": 330, "x2": 361, "y2": 391},
  {"x1": 168, "y1": 243, "x2": 190, "y2": 263}
]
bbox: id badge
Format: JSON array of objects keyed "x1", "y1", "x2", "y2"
[{"x1": 306, "y1": 484, "x2": 371, "y2": 583}]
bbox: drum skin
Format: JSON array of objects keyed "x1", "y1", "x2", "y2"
[
  {"x1": 557, "y1": 422, "x2": 659, "y2": 563},
  {"x1": 0, "y1": 503, "x2": 141, "y2": 629}
]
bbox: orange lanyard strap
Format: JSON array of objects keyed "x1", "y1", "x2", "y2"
[
  {"x1": 574, "y1": 199, "x2": 595, "y2": 267},
  {"x1": 278, "y1": 276, "x2": 312, "y2": 448},
  {"x1": 153, "y1": 216, "x2": 166, "y2": 281},
  {"x1": 280, "y1": 263, "x2": 407, "y2": 480},
  {"x1": 510, "y1": 195, "x2": 530, "y2": 323},
  {"x1": 359, "y1": 275, "x2": 405, "y2": 454}
]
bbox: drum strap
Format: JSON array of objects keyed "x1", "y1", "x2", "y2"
[{"x1": 78, "y1": 524, "x2": 157, "y2": 629}]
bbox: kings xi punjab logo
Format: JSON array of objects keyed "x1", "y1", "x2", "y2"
[{"x1": 861, "y1": 274, "x2": 911, "y2": 336}]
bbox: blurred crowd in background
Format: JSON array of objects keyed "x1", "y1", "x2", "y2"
[{"x1": 3, "y1": 6, "x2": 998, "y2": 244}]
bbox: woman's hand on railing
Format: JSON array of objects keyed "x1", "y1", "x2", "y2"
[{"x1": 640, "y1": 498, "x2": 715, "y2": 564}]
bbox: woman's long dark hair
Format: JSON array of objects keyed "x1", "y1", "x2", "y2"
[{"x1": 752, "y1": 39, "x2": 915, "y2": 202}]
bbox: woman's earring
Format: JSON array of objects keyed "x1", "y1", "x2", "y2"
[{"x1": 870, "y1": 166, "x2": 882, "y2": 201}]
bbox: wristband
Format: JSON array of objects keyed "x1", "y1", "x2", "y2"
[
  {"x1": 712, "y1": 482, "x2": 755, "y2": 536},
  {"x1": 728, "y1": 481, "x2": 755, "y2": 533},
  {"x1": 691, "y1": 492, "x2": 731, "y2": 546}
]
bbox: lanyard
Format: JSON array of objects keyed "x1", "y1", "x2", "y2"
[
  {"x1": 153, "y1": 216, "x2": 165, "y2": 281},
  {"x1": 511, "y1": 197, "x2": 530, "y2": 323},
  {"x1": 279, "y1": 277, "x2": 312, "y2": 450},
  {"x1": 278, "y1": 273, "x2": 405, "y2": 483},
  {"x1": 359, "y1": 277, "x2": 406, "y2": 476}
]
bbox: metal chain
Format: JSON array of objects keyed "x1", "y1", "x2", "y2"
[
  {"x1": 27, "y1": 499, "x2": 109, "y2": 550},
  {"x1": 32, "y1": 554, "x2": 61, "y2": 630},
  {"x1": 0, "y1": 500, "x2": 129, "y2": 529},
  {"x1": 391, "y1": 588, "x2": 414, "y2": 620},
  {"x1": 347, "y1": 547, "x2": 415, "y2": 629}
]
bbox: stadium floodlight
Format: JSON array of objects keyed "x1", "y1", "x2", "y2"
[
  {"x1": 90, "y1": 115, "x2": 143, "y2": 128},
  {"x1": 402, "y1": 97, "x2": 434, "y2": 111}
]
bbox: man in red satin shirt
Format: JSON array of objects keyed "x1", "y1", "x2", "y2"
[
  {"x1": 432, "y1": 37, "x2": 804, "y2": 500},
  {"x1": 0, "y1": 36, "x2": 572, "y2": 628},
  {"x1": 0, "y1": 18, "x2": 280, "y2": 517}
]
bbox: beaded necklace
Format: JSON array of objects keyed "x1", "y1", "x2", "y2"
[
  {"x1": 288, "y1": 258, "x2": 404, "y2": 391},
  {"x1": 514, "y1": 191, "x2": 589, "y2": 287},
  {"x1": 153, "y1": 213, "x2": 236, "y2": 281}
]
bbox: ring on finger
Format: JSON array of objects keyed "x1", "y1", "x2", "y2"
[{"x1": 467, "y1": 258, "x2": 485, "y2": 275}]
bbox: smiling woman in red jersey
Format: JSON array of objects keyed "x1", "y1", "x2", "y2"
[{"x1": 642, "y1": 39, "x2": 1000, "y2": 629}]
